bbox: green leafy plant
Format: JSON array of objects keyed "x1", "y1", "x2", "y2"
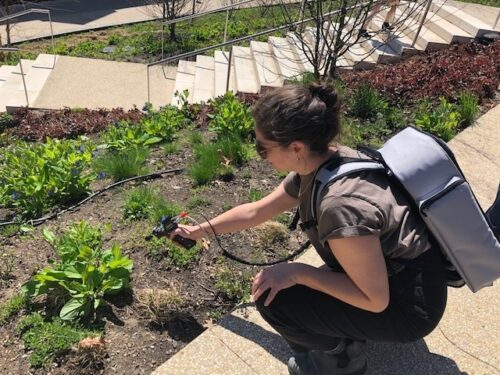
[
  {"x1": 16, "y1": 312, "x2": 101, "y2": 368},
  {"x1": 189, "y1": 131, "x2": 204, "y2": 145},
  {"x1": 0, "y1": 112, "x2": 13, "y2": 131},
  {"x1": 148, "y1": 199, "x2": 182, "y2": 225},
  {"x1": 415, "y1": 97, "x2": 460, "y2": 141},
  {"x1": 21, "y1": 221, "x2": 133, "y2": 321},
  {"x1": 457, "y1": 91, "x2": 478, "y2": 127},
  {"x1": 215, "y1": 135, "x2": 252, "y2": 167},
  {"x1": 208, "y1": 92, "x2": 254, "y2": 139},
  {"x1": 163, "y1": 142, "x2": 180, "y2": 155},
  {"x1": 93, "y1": 146, "x2": 149, "y2": 181},
  {"x1": 123, "y1": 185, "x2": 160, "y2": 220},
  {"x1": 214, "y1": 265, "x2": 252, "y2": 302},
  {"x1": 0, "y1": 293, "x2": 28, "y2": 326},
  {"x1": 350, "y1": 84, "x2": 386, "y2": 119},
  {"x1": 165, "y1": 240, "x2": 202, "y2": 268},
  {"x1": 188, "y1": 143, "x2": 221, "y2": 186},
  {"x1": 248, "y1": 188, "x2": 264, "y2": 202},
  {"x1": 0, "y1": 138, "x2": 95, "y2": 219},
  {"x1": 187, "y1": 195, "x2": 212, "y2": 209},
  {"x1": 101, "y1": 105, "x2": 189, "y2": 151}
]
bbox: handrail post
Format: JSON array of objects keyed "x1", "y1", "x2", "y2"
[
  {"x1": 411, "y1": 0, "x2": 432, "y2": 48},
  {"x1": 161, "y1": 20, "x2": 165, "y2": 60},
  {"x1": 18, "y1": 57, "x2": 30, "y2": 107},
  {"x1": 223, "y1": 6, "x2": 230, "y2": 51},
  {"x1": 225, "y1": 47, "x2": 233, "y2": 94},
  {"x1": 147, "y1": 66, "x2": 151, "y2": 104},
  {"x1": 48, "y1": 11, "x2": 56, "y2": 68},
  {"x1": 494, "y1": 10, "x2": 500, "y2": 30}
]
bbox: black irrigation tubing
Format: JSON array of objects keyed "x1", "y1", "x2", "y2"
[{"x1": 0, "y1": 167, "x2": 184, "y2": 229}]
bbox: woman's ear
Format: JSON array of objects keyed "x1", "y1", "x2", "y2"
[{"x1": 290, "y1": 141, "x2": 306, "y2": 155}]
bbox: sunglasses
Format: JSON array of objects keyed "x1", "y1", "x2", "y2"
[{"x1": 255, "y1": 139, "x2": 281, "y2": 159}]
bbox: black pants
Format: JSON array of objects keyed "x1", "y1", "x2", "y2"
[{"x1": 255, "y1": 246, "x2": 448, "y2": 353}]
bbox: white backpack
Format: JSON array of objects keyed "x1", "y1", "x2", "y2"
[{"x1": 310, "y1": 127, "x2": 500, "y2": 293}]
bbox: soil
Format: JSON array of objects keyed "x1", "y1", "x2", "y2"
[{"x1": 0, "y1": 136, "x2": 307, "y2": 375}]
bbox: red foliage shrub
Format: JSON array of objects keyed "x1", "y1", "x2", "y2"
[
  {"x1": 7, "y1": 107, "x2": 144, "y2": 141},
  {"x1": 341, "y1": 41, "x2": 500, "y2": 103}
]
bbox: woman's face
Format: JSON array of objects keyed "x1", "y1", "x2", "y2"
[{"x1": 254, "y1": 128, "x2": 297, "y2": 172}]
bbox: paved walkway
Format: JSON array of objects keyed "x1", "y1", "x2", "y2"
[
  {"x1": 152, "y1": 103, "x2": 500, "y2": 374},
  {"x1": 3, "y1": 0, "x2": 498, "y2": 46}
]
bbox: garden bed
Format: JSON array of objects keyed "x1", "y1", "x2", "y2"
[{"x1": 0, "y1": 41, "x2": 499, "y2": 375}]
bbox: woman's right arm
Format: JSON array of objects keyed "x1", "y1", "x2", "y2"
[{"x1": 173, "y1": 182, "x2": 298, "y2": 240}]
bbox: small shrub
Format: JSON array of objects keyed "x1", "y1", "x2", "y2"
[
  {"x1": 415, "y1": 97, "x2": 460, "y2": 141},
  {"x1": 253, "y1": 221, "x2": 288, "y2": 249},
  {"x1": 135, "y1": 287, "x2": 184, "y2": 325},
  {"x1": 0, "y1": 294, "x2": 28, "y2": 326},
  {"x1": 248, "y1": 188, "x2": 264, "y2": 202},
  {"x1": 350, "y1": 84, "x2": 385, "y2": 119},
  {"x1": 0, "y1": 248, "x2": 15, "y2": 283},
  {"x1": 16, "y1": 313, "x2": 101, "y2": 368},
  {"x1": 188, "y1": 143, "x2": 220, "y2": 186},
  {"x1": 272, "y1": 213, "x2": 292, "y2": 226},
  {"x1": 165, "y1": 240, "x2": 202, "y2": 268},
  {"x1": 214, "y1": 266, "x2": 252, "y2": 302},
  {"x1": 21, "y1": 222, "x2": 133, "y2": 321},
  {"x1": 457, "y1": 91, "x2": 478, "y2": 127},
  {"x1": 123, "y1": 185, "x2": 161, "y2": 220},
  {"x1": 0, "y1": 138, "x2": 95, "y2": 219},
  {"x1": 215, "y1": 135, "x2": 251, "y2": 166},
  {"x1": 187, "y1": 195, "x2": 212, "y2": 209},
  {"x1": 93, "y1": 146, "x2": 149, "y2": 181},
  {"x1": 284, "y1": 72, "x2": 317, "y2": 86},
  {"x1": 208, "y1": 92, "x2": 254, "y2": 139},
  {"x1": 0, "y1": 112, "x2": 13, "y2": 131},
  {"x1": 189, "y1": 131, "x2": 204, "y2": 145},
  {"x1": 163, "y1": 142, "x2": 179, "y2": 155},
  {"x1": 148, "y1": 199, "x2": 181, "y2": 225}
]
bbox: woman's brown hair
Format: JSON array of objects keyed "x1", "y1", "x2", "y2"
[{"x1": 252, "y1": 81, "x2": 341, "y2": 154}]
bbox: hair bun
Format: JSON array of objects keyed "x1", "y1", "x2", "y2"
[{"x1": 309, "y1": 81, "x2": 338, "y2": 108}]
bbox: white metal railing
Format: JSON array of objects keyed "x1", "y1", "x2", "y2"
[
  {"x1": 146, "y1": 0, "x2": 432, "y2": 103},
  {"x1": 0, "y1": 8, "x2": 56, "y2": 69}
]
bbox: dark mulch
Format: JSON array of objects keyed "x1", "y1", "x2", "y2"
[
  {"x1": 6, "y1": 107, "x2": 144, "y2": 142},
  {"x1": 341, "y1": 40, "x2": 500, "y2": 103}
]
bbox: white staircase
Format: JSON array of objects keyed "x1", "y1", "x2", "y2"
[
  {"x1": 166, "y1": 1, "x2": 498, "y2": 105},
  {"x1": 0, "y1": 2, "x2": 498, "y2": 112}
]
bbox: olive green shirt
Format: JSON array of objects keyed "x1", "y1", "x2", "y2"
[{"x1": 283, "y1": 145, "x2": 431, "y2": 272}]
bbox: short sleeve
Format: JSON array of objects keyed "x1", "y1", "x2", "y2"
[
  {"x1": 318, "y1": 195, "x2": 384, "y2": 244},
  {"x1": 282, "y1": 172, "x2": 300, "y2": 198}
]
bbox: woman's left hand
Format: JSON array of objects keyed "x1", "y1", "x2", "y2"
[{"x1": 252, "y1": 263, "x2": 304, "y2": 306}]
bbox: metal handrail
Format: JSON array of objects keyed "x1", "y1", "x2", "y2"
[
  {"x1": 147, "y1": 0, "x2": 430, "y2": 103},
  {"x1": 159, "y1": 0, "x2": 255, "y2": 59},
  {"x1": 0, "y1": 8, "x2": 56, "y2": 69},
  {"x1": 0, "y1": 47, "x2": 29, "y2": 107},
  {"x1": 411, "y1": 0, "x2": 432, "y2": 48}
]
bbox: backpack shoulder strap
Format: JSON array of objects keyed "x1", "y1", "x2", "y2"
[{"x1": 310, "y1": 157, "x2": 385, "y2": 222}]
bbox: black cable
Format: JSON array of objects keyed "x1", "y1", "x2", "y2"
[
  {"x1": 199, "y1": 213, "x2": 311, "y2": 266},
  {"x1": 0, "y1": 167, "x2": 184, "y2": 229}
]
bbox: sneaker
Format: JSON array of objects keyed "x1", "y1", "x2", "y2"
[
  {"x1": 382, "y1": 22, "x2": 395, "y2": 31},
  {"x1": 358, "y1": 29, "x2": 372, "y2": 38},
  {"x1": 288, "y1": 340, "x2": 368, "y2": 375}
]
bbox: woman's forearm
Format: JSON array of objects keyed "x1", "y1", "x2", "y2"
[
  {"x1": 195, "y1": 202, "x2": 266, "y2": 238},
  {"x1": 293, "y1": 263, "x2": 387, "y2": 313}
]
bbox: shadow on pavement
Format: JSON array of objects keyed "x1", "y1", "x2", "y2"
[{"x1": 219, "y1": 311, "x2": 465, "y2": 375}]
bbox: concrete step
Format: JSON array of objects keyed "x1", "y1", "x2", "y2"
[
  {"x1": 250, "y1": 41, "x2": 283, "y2": 88},
  {"x1": 232, "y1": 46, "x2": 259, "y2": 94},
  {"x1": 32, "y1": 53, "x2": 58, "y2": 69},
  {"x1": 393, "y1": 8, "x2": 449, "y2": 51},
  {"x1": 0, "y1": 65, "x2": 16, "y2": 87},
  {"x1": 214, "y1": 50, "x2": 237, "y2": 98},
  {"x1": 11, "y1": 59, "x2": 35, "y2": 76},
  {"x1": 409, "y1": 7, "x2": 474, "y2": 44},
  {"x1": 193, "y1": 55, "x2": 215, "y2": 104},
  {"x1": 268, "y1": 36, "x2": 304, "y2": 80},
  {"x1": 171, "y1": 59, "x2": 196, "y2": 106},
  {"x1": 24, "y1": 55, "x2": 59, "y2": 96},
  {"x1": 286, "y1": 32, "x2": 315, "y2": 73},
  {"x1": 368, "y1": 14, "x2": 424, "y2": 57},
  {"x1": 431, "y1": 2, "x2": 495, "y2": 38}
]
